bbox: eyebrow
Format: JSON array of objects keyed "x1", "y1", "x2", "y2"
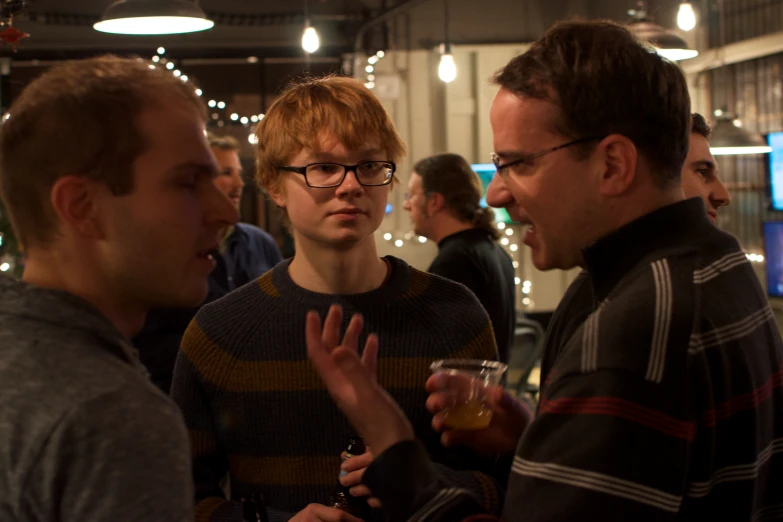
[
  {"x1": 170, "y1": 161, "x2": 220, "y2": 177},
  {"x1": 308, "y1": 149, "x2": 386, "y2": 161},
  {"x1": 493, "y1": 150, "x2": 531, "y2": 160},
  {"x1": 690, "y1": 159, "x2": 716, "y2": 169}
]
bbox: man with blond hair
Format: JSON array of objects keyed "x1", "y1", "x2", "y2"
[
  {"x1": 0, "y1": 56, "x2": 237, "y2": 521},
  {"x1": 172, "y1": 76, "x2": 502, "y2": 522}
]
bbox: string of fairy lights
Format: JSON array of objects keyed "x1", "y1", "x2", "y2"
[
  {"x1": 149, "y1": 47, "x2": 262, "y2": 142},
  {"x1": 361, "y1": 50, "x2": 385, "y2": 90},
  {"x1": 381, "y1": 221, "x2": 535, "y2": 308},
  {"x1": 377, "y1": 217, "x2": 766, "y2": 310}
]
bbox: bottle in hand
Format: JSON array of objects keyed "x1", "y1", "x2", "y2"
[
  {"x1": 241, "y1": 493, "x2": 270, "y2": 522},
  {"x1": 328, "y1": 436, "x2": 372, "y2": 521}
]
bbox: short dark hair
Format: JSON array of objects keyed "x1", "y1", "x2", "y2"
[
  {"x1": 691, "y1": 113, "x2": 711, "y2": 138},
  {"x1": 493, "y1": 20, "x2": 691, "y2": 188},
  {"x1": 0, "y1": 55, "x2": 205, "y2": 248},
  {"x1": 413, "y1": 153, "x2": 500, "y2": 240},
  {"x1": 209, "y1": 133, "x2": 241, "y2": 151}
]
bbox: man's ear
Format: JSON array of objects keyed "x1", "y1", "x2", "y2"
[
  {"x1": 428, "y1": 192, "x2": 446, "y2": 215},
  {"x1": 598, "y1": 134, "x2": 638, "y2": 197},
  {"x1": 49, "y1": 175, "x2": 104, "y2": 239}
]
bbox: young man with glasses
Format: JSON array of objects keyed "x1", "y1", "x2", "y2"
[
  {"x1": 304, "y1": 21, "x2": 782, "y2": 522},
  {"x1": 171, "y1": 76, "x2": 502, "y2": 522}
]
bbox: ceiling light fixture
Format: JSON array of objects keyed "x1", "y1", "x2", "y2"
[
  {"x1": 94, "y1": 0, "x2": 214, "y2": 36},
  {"x1": 627, "y1": 2, "x2": 698, "y2": 61},
  {"x1": 709, "y1": 111, "x2": 772, "y2": 156}
]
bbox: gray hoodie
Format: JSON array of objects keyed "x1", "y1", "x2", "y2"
[{"x1": 0, "y1": 275, "x2": 193, "y2": 522}]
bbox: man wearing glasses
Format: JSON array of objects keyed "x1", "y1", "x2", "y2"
[
  {"x1": 304, "y1": 20, "x2": 782, "y2": 522},
  {"x1": 171, "y1": 76, "x2": 502, "y2": 522}
]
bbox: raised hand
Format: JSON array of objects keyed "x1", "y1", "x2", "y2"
[{"x1": 306, "y1": 304, "x2": 414, "y2": 456}]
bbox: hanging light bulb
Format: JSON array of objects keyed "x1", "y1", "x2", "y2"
[
  {"x1": 677, "y1": 2, "x2": 696, "y2": 32},
  {"x1": 438, "y1": 0, "x2": 456, "y2": 83},
  {"x1": 438, "y1": 44, "x2": 457, "y2": 83},
  {"x1": 302, "y1": 25, "x2": 320, "y2": 53}
]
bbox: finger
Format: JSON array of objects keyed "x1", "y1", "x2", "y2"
[
  {"x1": 322, "y1": 304, "x2": 343, "y2": 349},
  {"x1": 306, "y1": 311, "x2": 330, "y2": 367},
  {"x1": 341, "y1": 313, "x2": 364, "y2": 354},
  {"x1": 425, "y1": 372, "x2": 473, "y2": 394},
  {"x1": 361, "y1": 333, "x2": 378, "y2": 377},
  {"x1": 441, "y1": 428, "x2": 480, "y2": 448},
  {"x1": 426, "y1": 391, "x2": 457, "y2": 414},
  {"x1": 431, "y1": 411, "x2": 447, "y2": 433},
  {"x1": 308, "y1": 504, "x2": 363, "y2": 522},
  {"x1": 341, "y1": 450, "x2": 373, "y2": 473},
  {"x1": 339, "y1": 466, "x2": 367, "y2": 487},
  {"x1": 349, "y1": 484, "x2": 373, "y2": 497},
  {"x1": 368, "y1": 497, "x2": 383, "y2": 509},
  {"x1": 425, "y1": 372, "x2": 443, "y2": 393}
]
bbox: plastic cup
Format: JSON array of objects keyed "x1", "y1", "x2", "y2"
[{"x1": 429, "y1": 359, "x2": 507, "y2": 430}]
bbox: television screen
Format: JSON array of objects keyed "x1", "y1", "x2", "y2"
[
  {"x1": 763, "y1": 221, "x2": 783, "y2": 297},
  {"x1": 767, "y1": 132, "x2": 783, "y2": 211},
  {"x1": 471, "y1": 163, "x2": 515, "y2": 224}
]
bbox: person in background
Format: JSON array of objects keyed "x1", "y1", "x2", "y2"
[
  {"x1": 404, "y1": 153, "x2": 516, "y2": 362},
  {"x1": 171, "y1": 75, "x2": 502, "y2": 522},
  {"x1": 207, "y1": 133, "x2": 284, "y2": 297},
  {"x1": 0, "y1": 56, "x2": 237, "y2": 521},
  {"x1": 133, "y1": 133, "x2": 282, "y2": 393},
  {"x1": 681, "y1": 113, "x2": 731, "y2": 223},
  {"x1": 306, "y1": 20, "x2": 783, "y2": 522}
]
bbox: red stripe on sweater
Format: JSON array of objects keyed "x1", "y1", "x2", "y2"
[
  {"x1": 701, "y1": 362, "x2": 783, "y2": 427},
  {"x1": 540, "y1": 396, "x2": 697, "y2": 441}
]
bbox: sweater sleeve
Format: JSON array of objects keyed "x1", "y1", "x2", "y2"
[
  {"x1": 425, "y1": 285, "x2": 505, "y2": 514},
  {"x1": 173, "y1": 317, "x2": 299, "y2": 522},
  {"x1": 171, "y1": 319, "x2": 240, "y2": 522},
  {"x1": 363, "y1": 440, "x2": 491, "y2": 522}
]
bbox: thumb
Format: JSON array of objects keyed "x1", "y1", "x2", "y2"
[{"x1": 487, "y1": 386, "x2": 515, "y2": 414}]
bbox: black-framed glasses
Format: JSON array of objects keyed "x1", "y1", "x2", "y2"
[
  {"x1": 491, "y1": 136, "x2": 604, "y2": 175},
  {"x1": 279, "y1": 161, "x2": 396, "y2": 188}
]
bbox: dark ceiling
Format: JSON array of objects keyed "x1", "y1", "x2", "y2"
[
  {"x1": 1, "y1": 0, "x2": 390, "y2": 60},
  {"x1": 1, "y1": 0, "x2": 687, "y2": 61}
]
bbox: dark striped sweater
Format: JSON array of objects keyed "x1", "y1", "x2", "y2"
[
  {"x1": 171, "y1": 256, "x2": 502, "y2": 522},
  {"x1": 362, "y1": 198, "x2": 783, "y2": 521}
]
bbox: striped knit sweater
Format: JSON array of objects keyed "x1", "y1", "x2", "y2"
[
  {"x1": 171, "y1": 256, "x2": 502, "y2": 522},
  {"x1": 362, "y1": 198, "x2": 783, "y2": 521}
]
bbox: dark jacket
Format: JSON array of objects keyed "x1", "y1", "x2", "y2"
[{"x1": 428, "y1": 228, "x2": 516, "y2": 363}]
